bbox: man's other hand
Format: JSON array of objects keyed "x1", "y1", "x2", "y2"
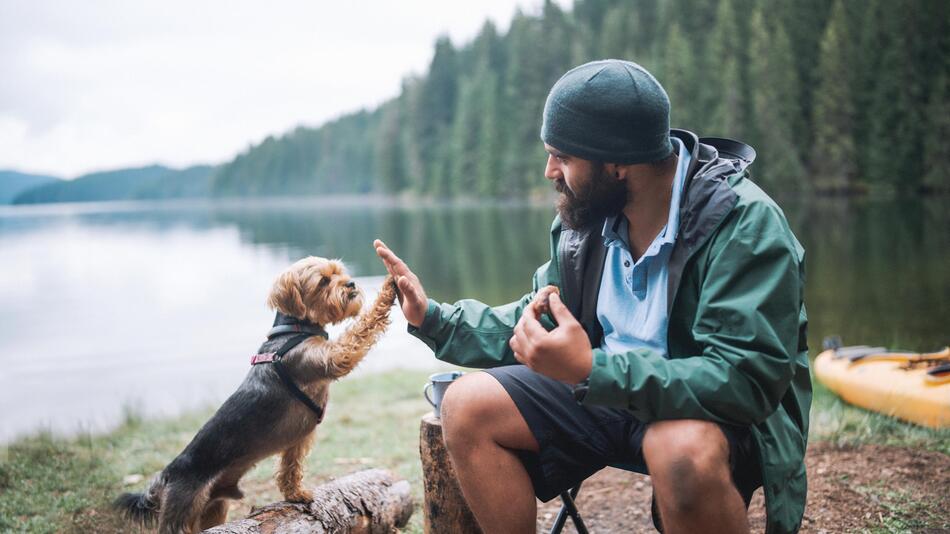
[
  {"x1": 373, "y1": 239, "x2": 428, "y2": 327},
  {"x1": 510, "y1": 292, "x2": 592, "y2": 383}
]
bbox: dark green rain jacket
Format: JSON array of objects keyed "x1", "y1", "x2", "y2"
[{"x1": 410, "y1": 129, "x2": 811, "y2": 534}]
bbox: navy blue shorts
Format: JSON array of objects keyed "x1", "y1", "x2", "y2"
[{"x1": 483, "y1": 365, "x2": 762, "y2": 506}]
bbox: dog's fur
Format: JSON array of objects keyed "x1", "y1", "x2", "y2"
[{"x1": 114, "y1": 257, "x2": 397, "y2": 533}]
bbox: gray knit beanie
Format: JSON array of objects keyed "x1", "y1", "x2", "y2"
[{"x1": 540, "y1": 59, "x2": 673, "y2": 164}]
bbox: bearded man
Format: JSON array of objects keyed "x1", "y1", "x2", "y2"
[{"x1": 375, "y1": 59, "x2": 810, "y2": 534}]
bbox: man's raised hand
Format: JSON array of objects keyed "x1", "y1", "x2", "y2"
[{"x1": 373, "y1": 239, "x2": 428, "y2": 327}]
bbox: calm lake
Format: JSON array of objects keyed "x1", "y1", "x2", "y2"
[{"x1": 0, "y1": 195, "x2": 946, "y2": 442}]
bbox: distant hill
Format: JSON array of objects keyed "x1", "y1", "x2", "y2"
[
  {"x1": 0, "y1": 171, "x2": 60, "y2": 203},
  {"x1": 12, "y1": 164, "x2": 215, "y2": 204}
]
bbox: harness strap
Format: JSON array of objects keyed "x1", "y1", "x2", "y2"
[
  {"x1": 268, "y1": 323, "x2": 329, "y2": 339},
  {"x1": 273, "y1": 360, "x2": 325, "y2": 422},
  {"x1": 258, "y1": 333, "x2": 325, "y2": 422}
]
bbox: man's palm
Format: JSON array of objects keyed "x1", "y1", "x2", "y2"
[{"x1": 374, "y1": 239, "x2": 428, "y2": 327}]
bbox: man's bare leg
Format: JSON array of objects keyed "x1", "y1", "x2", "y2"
[
  {"x1": 643, "y1": 419, "x2": 749, "y2": 534},
  {"x1": 440, "y1": 372, "x2": 539, "y2": 534}
]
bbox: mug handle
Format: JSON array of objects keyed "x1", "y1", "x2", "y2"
[{"x1": 423, "y1": 382, "x2": 435, "y2": 408}]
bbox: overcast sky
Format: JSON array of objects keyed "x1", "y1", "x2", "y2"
[{"x1": 0, "y1": 0, "x2": 570, "y2": 178}]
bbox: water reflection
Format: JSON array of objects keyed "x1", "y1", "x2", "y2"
[
  {"x1": 207, "y1": 201, "x2": 556, "y2": 305},
  {"x1": 0, "y1": 195, "x2": 945, "y2": 441}
]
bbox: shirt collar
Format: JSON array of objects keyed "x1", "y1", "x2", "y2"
[{"x1": 601, "y1": 136, "x2": 691, "y2": 250}]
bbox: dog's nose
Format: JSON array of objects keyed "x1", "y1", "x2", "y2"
[{"x1": 345, "y1": 281, "x2": 356, "y2": 289}]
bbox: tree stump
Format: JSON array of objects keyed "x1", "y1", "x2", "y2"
[
  {"x1": 419, "y1": 412, "x2": 482, "y2": 534},
  {"x1": 204, "y1": 468, "x2": 412, "y2": 534}
]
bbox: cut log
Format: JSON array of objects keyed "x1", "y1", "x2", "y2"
[
  {"x1": 204, "y1": 468, "x2": 412, "y2": 534},
  {"x1": 419, "y1": 413, "x2": 482, "y2": 534}
]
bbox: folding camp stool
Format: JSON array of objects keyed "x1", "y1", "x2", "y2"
[
  {"x1": 548, "y1": 463, "x2": 648, "y2": 534},
  {"x1": 549, "y1": 464, "x2": 759, "y2": 533}
]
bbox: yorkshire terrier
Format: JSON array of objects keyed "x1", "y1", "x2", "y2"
[{"x1": 114, "y1": 256, "x2": 397, "y2": 533}]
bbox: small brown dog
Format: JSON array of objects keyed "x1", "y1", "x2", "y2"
[{"x1": 115, "y1": 256, "x2": 397, "y2": 533}]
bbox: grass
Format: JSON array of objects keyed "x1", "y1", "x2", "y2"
[
  {"x1": 0, "y1": 369, "x2": 434, "y2": 534},
  {"x1": 1, "y1": 368, "x2": 947, "y2": 533},
  {"x1": 853, "y1": 482, "x2": 947, "y2": 533},
  {"x1": 809, "y1": 380, "x2": 950, "y2": 455}
]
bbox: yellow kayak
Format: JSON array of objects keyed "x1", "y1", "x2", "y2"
[{"x1": 814, "y1": 343, "x2": 950, "y2": 429}]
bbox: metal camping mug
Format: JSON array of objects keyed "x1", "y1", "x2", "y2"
[{"x1": 423, "y1": 371, "x2": 464, "y2": 417}]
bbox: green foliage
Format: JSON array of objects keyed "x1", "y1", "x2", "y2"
[
  {"x1": 661, "y1": 23, "x2": 698, "y2": 132},
  {"x1": 748, "y1": 7, "x2": 805, "y2": 192},
  {"x1": 923, "y1": 69, "x2": 950, "y2": 193},
  {"x1": 208, "y1": 0, "x2": 949, "y2": 196},
  {"x1": 810, "y1": 0, "x2": 858, "y2": 192}
]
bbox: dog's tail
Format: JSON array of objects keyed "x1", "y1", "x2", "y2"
[{"x1": 113, "y1": 471, "x2": 165, "y2": 527}]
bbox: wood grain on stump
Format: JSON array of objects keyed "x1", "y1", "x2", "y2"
[
  {"x1": 203, "y1": 468, "x2": 412, "y2": 534},
  {"x1": 419, "y1": 412, "x2": 482, "y2": 534}
]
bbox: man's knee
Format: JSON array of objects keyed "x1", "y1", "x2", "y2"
[
  {"x1": 440, "y1": 371, "x2": 537, "y2": 454},
  {"x1": 643, "y1": 420, "x2": 733, "y2": 512},
  {"x1": 441, "y1": 373, "x2": 500, "y2": 448}
]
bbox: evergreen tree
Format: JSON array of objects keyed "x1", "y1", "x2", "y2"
[
  {"x1": 922, "y1": 44, "x2": 950, "y2": 192},
  {"x1": 846, "y1": 0, "x2": 884, "y2": 181},
  {"x1": 417, "y1": 37, "x2": 459, "y2": 194},
  {"x1": 502, "y1": 12, "x2": 549, "y2": 194},
  {"x1": 475, "y1": 71, "x2": 502, "y2": 196},
  {"x1": 374, "y1": 102, "x2": 406, "y2": 193},
  {"x1": 776, "y1": 0, "x2": 834, "y2": 150},
  {"x1": 661, "y1": 22, "x2": 698, "y2": 132},
  {"x1": 400, "y1": 77, "x2": 427, "y2": 193},
  {"x1": 707, "y1": 0, "x2": 745, "y2": 138},
  {"x1": 748, "y1": 7, "x2": 805, "y2": 191},
  {"x1": 600, "y1": 4, "x2": 638, "y2": 60},
  {"x1": 629, "y1": 0, "x2": 662, "y2": 61},
  {"x1": 866, "y1": 0, "x2": 926, "y2": 192},
  {"x1": 811, "y1": 0, "x2": 857, "y2": 192}
]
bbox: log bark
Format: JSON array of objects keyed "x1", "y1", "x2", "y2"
[
  {"x1": 204, "y1": 468, "x2": 412, "y2": 534},
  {"x1": 419, "y1": 413, "x2": 482, "y2": 534}
]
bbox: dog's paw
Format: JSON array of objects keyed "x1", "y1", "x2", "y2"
[
  {"x1": 377, "y1": 274, "x2": 398, "y2": 305},
  {"x1": 284, "y1": 488, "x2": 314, "y2": 503}
]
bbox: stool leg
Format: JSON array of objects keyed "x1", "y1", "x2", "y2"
[{"x1": 550, "y1": 482, "x2": 588, "y2": 534}]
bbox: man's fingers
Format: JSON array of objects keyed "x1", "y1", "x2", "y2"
[
  {"x1": 521, "y1": 308, "x2": 548, "y2": 338},
  {"x1": 397, "y1": 276, "x2": 417, "y2": 299},
  {"x1": 374, "y1": 240, "x2": 413, "y2": 276},
  {"x1": 374, "y1": 242, "x2": 397, "y2": 275},
  {"x1": 397, "y1": 275, "x2": 412, "y2": 291},
  {"x1": 548, "y1": 293, "x2": 575, "y2": 325},
  {"x1": 509, "y1": 334, "x2": 521, "y2": 353}
]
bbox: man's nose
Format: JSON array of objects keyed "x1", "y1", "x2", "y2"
[{"x1": 544, "y1": 155, "x2": 560, "y2": 180}]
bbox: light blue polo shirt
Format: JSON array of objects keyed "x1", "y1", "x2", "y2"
[{"x1": 596, "y1": 137, "x2": 690, "y2": 358}]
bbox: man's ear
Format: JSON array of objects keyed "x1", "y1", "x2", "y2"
[{"x1": 604, "y1": 163, "x2": 624, "y2": 180}]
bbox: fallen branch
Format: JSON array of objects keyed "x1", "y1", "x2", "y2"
[{"x1": 204, "y1": 469, "x2": 413, "y2": 534}]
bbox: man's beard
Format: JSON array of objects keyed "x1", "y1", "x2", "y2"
[{"x1": 555, "y1": 165, "x2": 627, "y2": 229}]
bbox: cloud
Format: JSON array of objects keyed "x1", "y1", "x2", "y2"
[{"x1": 0, "y1": 0, "x2": 567, "y2": 177}]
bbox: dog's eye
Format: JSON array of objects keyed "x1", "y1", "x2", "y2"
[{"x1": 318, "y1": 277, "x2": 330, "y2": 287}]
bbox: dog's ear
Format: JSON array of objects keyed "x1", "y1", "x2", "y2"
[{"x1": 267, "y1": 270, "x2": 307, "y2": 318}]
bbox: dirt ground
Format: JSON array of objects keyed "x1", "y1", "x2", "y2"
[{"x1": 536, "y1": 442, "x2": 950, "y2": 533}]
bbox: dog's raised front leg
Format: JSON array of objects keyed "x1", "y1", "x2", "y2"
[
  {"x1": 322, "y1": 275, "x2": 397, "y2": 379},
  {"x1": 277, "y1": 432, "x2": 316, "y2": 503}
]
